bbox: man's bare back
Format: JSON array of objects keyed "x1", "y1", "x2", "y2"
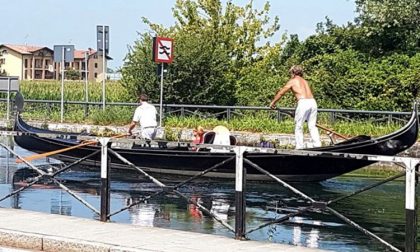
[
  {"x1": 269, "y1": 76, "x2": 313, "y2": 109},
  {"x1": 289, "y1": 76, "x2": 314, "y2": 100}
]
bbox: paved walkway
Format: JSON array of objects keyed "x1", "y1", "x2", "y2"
[{"x1": 0, "y1": 208, "x2": 327, "y2": 252}]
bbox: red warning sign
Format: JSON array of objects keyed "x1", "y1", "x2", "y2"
[{"x1": 153, "y1": 37, "x2": 174, "y2": 63}]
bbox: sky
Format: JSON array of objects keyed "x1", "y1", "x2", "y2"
[{"x1": 0, "y1": 0, "x2": 356, "y2": 69}]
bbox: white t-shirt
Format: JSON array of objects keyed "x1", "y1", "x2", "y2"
[{"x1": 132, "y1": 102, "x2": 157, "y2": 129}]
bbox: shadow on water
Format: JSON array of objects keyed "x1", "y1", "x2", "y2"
[{"x1": 0, "y1": 136, "x2": 417, "y2": 252}]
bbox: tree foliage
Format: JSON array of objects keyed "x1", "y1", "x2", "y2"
[
  {"x1": 355, "y1": 0, "x2": 420, "y2": 55},
  {"x1": 65, "y1": 69, "x2": 81, "y2": 80},
  {"x1": 277, "y1": 0, "x2": 420, "y2": 111},
  {"x1": 121, "y1": 0, "x2": 420, "y2": 112},
  {"x1": 121, "y1": 0, "x2": 281, "y2": 105}
]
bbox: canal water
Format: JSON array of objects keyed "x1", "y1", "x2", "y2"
[{"x1": 0, "y1": 136, "x2": 417, "y2": 252}]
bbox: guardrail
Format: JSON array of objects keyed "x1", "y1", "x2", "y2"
[{"x1": 0, "y1": 98, "x2": 412, "y2": 125}]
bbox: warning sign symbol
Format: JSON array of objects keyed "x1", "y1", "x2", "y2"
[{"x1": 153, "y1": 37, "x2": 174, "y2": 63}]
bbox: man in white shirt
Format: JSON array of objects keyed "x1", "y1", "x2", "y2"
[{"x1": 128, "y1": 94, "x2": 158, "y2": 140}]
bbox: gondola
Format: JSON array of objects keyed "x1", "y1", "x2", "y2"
[{"x1": 13, "y1": 104, "x2": 418, "y2": 182}]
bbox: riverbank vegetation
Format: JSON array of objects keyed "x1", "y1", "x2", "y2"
[{"x1": 15, "y1": 80, "x2": 405, "y2": 137}]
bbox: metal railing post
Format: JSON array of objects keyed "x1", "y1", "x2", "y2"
[
  {"x1": 404, "y1": 159, "x2": 418, "y2": 252},
  {"x1": 234, "y1": 146, "x2": 246, "y2": 240},
  {"x1": 100, "y1": 137, "x2": 110, "y2": 222},
  {"x1": 330, "y1": 111, "x2": 336, "y2": 124},
  {"x1": 84, "y1": 102, "x2": 89, "y2": 118}
]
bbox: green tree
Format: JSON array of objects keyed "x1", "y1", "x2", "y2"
[
  {"x1": 121, "y1": 0, "x2": 281, "y2": 105},
  {"x1": 65, "y1": 69, "x2": 81, "y2": 80},
  {"x1": 355, "y1": 0, "x2": 420, "y2": 55}
]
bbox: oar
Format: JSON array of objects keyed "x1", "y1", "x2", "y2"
[
  {"x1": 16, "y1": 140, "x2": 97, "y2": 163},
  {"x1": 273, "y1": 108, "x2": 349, "y2": 140},
  {"x1": 315, "y1": 124, "x2": 349, "y2": 140},
  {"x1": 16, "y1": 133, "x2": 128, "y2": 163}
]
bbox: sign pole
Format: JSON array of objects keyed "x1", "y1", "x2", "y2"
[
  {"x1": 85, "y1": 51, "x2": 89, "y2": 103},
  {"x1": 6, "y1": 77, "x2": 10, "y2": 121},
  {"x1": 153, "y1": 37, "x2": 173, "y2": 127},
  {"x1": 159, "y1": 63, "x2": 164, "y2": 127},
  {"x1": 60, "y1": 47, "x2": 65, "y2": 123},
  {"x1": 102, "y1": 25, "x2": 106, "y2": 111}
]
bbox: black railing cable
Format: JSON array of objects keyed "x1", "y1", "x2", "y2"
[
  {"x1": 327, "y1": 207, "x2": 401, "y2": 252},
  {"x1": 328, "y1": 172, "x2": 406, "y2": 205},
  {"x1": 0, "y1": 143, "x2": 100, "y2": 215},
  {"x1": 108, "y1": 148, "x2": 236, "y2": 231},
  {"x1": 243, "y1": 157, "x2": 405, "y2": 251}
]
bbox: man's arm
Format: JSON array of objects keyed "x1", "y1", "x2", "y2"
[
  {"x1": 270, "y1": 81, "x2": 293, "y2": 109},
  {"x1": 127, "y1": 121, "x2": 137, "y2": 135}
]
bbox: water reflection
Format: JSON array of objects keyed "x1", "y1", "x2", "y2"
[
  {"x1": 126, "y1": 201, "x2": 158, "y2": 227},
  {"x1": 291, "y1": 216, "x2": 320, "y2": 248},
  {"x1": 0, "y1": 135, "x2": 415, "y2": 251}
]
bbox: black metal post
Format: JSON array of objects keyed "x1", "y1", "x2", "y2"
[
  {"x1": 234, "y1": 146, "x2": 246, "y2": 240},
  {"x1": 405, "y1": 160, "x2": 418, "y2": 252},
  {"x1": 100, "y1": 138, "x2": 111, "y2": 222},
  {"x1": 330, "y1": 111, "x2": 336, "y2": 124},
  {"x1": 84, "y1": 103, "x2": 89, "y2": 118}
]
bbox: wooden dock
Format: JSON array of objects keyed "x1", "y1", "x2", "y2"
[{"x1": 0, "y1": 208, "x2": 326, "y2": 252}]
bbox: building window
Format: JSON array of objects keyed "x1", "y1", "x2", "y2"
[
  {"x1": 44, "y1": 70, "x2": 53, "y2": 79},
  {"x1": 94, "y1": 63, "x2": 98, "y2": 68},
  {"x1": 25, "y1": 59, "x2": 28, "y2": 68},
  {"x1": 35, "y1": 59, "x2": 42, "y2": 68},
  {"x1": 94, "y1": 73, "x2": 98, "y2": 78},
  {"x1": 34, "y1": 70, "x2": 42, "y2": 79}
]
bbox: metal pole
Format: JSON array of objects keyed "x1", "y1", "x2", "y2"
[
  {"x1": 405, "y1": 159, "x2": 418, "y2": 252},
  {"x1": 85, "y1": 51, "x2": 89, "y2": 117},
  {"x1": 159, "y1": 63, "x2": 164, "y2": 127},
  {"x1": 234, "y1": 146, "x2": 246, "y2": 240},
  {"x1": 60, "y1": 47, "x2": 65, "y2": 123},
  {"x1": 100, "y1": 137, "x2": 110, "y2": 222},
  {"x1": 102, "y1": 25, "x2": 106, "y2": 111},
  {"x1": 6, "y1": 77, "x2": 10, "y2": 121}
]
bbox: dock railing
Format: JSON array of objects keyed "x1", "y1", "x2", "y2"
[
  {"x1": 228, "y1": 145, "x2": 419, "y2": 252},
  {"x1": 0, "y1": 132, "x2": 418, "y2": 252},
  {"x1": 89, "y1": 138, "x2": 420, "y2": 252}
]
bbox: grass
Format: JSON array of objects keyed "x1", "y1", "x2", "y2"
[
  {"x1": 344, "y1": 165, "x2": 405, "y2": 179},
  {"x1": 18, "y1": 106, "x2": 405, "y2": 138}
]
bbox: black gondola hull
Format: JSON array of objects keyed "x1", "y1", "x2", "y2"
[{"x1": 13, "y1": 105, "x2": 418, "y2": 182}]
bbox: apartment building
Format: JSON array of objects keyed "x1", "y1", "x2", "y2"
[{"x1": 0, "y1": 44, "x2": 111, "y2": 82}]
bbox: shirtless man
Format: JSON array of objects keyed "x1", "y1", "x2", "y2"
[{"x1": 269, "y1": 65, "x2": 321, "y2": 149}]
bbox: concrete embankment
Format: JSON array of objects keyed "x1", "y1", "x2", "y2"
[{"x1": 0, "y1": 208, "x2": 325, "y2": 252}]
